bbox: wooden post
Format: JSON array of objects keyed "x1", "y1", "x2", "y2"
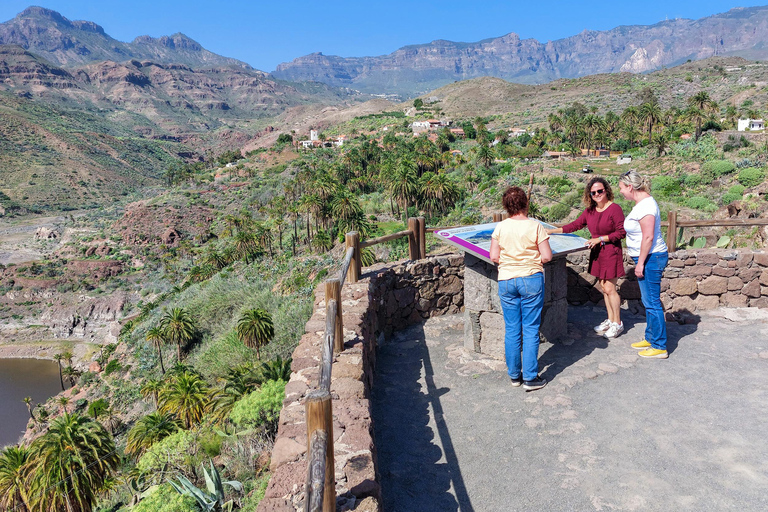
[
  {"x1": 407, "y1": 217, "x2": 420, "y2": 260},
  {"x1": 345, "y1": 232, "x2": 360, "y2": 283},
  {"x1": 325, "y1": 279, "x2": 343, "y2": 353},
  {"x1": 305, "y1": 390, "x2": 334, "y2": 512},
  {"x1": 667, "y1": 210, "x2": 677, "y2": 253},
  {"x1": 492, "y1": 212, "x2": 503, "y2": 222},
  {"x1": 416, "y1": 217, "x2": 426, "y2": 260}
]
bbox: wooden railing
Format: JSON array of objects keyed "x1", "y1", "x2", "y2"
[
  {"x1": 663, "y1": 211, "x2": 768, "y2": 252},
  {"x1": 303, "y1": 217, "x2": 427, "y2": 511}
]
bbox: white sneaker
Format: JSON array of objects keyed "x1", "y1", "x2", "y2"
[
  {"x1": 593, "y1": 319, "x2": 611, "y2": 334},
  {"x1": 603, "y1": 322, "x2": 624, "y2": 339}
]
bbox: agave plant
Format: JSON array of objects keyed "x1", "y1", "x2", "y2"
[{"x1": 169, "y1": 460, "x2": 243, "y2": 511}]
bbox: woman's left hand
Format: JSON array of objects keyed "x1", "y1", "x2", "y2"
[
  {"x1": 635, "y1": 263, "x2": 644, "y2": 278},
  {"x1": 586, "y1": 238, "x2": 600, "y2": 249}
]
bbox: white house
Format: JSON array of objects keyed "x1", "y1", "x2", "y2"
[{"x1": 737, "y1": 119, "x2": 765, "y2": 131}]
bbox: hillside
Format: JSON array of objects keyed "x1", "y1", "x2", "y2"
[{"x1": 273, "y1": 5, "x2": 768, "y2": 96}]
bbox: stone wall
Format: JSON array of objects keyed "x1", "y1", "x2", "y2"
[
  {"x1": 258, "y1": 253, "x2": 464, "y2": 512},
  {"x1": 565, "y1": 249, "x2": 768, "y2": 319}
]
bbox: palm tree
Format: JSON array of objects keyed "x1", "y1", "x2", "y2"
[
  {"x1": 158, "y1": 371, "x2": 210, "y2": 429},
  {"x1": 236, "y1": 309, "x2": 275, "y2": 360},
  {"x1": 62, "y1": 366, "x2": 81, "y2": 387},
  {"x1": 160, "y1": 308, "x2": 196, "y2": 362},
  {"x1": 640, "y1": 102, "x2": 662, "y2": 138},
  {"x1": 53, "y1": 354, "x2": 65, "y2": 391},
  {"x1": 688, "y1": 91, "x2": 718, "y2": 140},
  {"x1": 27, "y1": 413, "x2": 119, "y2": 512},
  {"x1": 260, "y1": 356, "x2": 293, "y2": 382},
  {"x1": 389, "y1": 159, "x2": 418, "y2": 225},
  {"x1": 140, "y1": 378, "x2": 164, "y2": 407},
  {"x1": 23, "y1": 397, "x2": 35, "y2": 423},
  {"x1": 57, "y1": 396, "x2": 70, "y2": 415},
  {"x1": 652, "y1": 132, "x2": 670, "y2": 157},
  {"x1": 125, "y1": 412, "x2": 181, "y2": 458},
  {"x1": 0, "y1": 445, "x2": 31, "y2": 511},
  {"x1": 475, "y1": 143, "x2": 495, "y2": 168},
  {"x1": 146, "y1": 327, "x2": 167, "y2": 375}
]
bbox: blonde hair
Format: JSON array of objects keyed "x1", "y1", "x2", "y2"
[{"x1": 619, "y1": 170, "x2": 651, "y2": 193}]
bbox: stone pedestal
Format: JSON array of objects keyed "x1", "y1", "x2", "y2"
[{"x1": 463, "y1": 253, "x2": 568, "y2": 360}]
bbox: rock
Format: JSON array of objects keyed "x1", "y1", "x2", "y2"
[
  {"x1": 697, "y1": 276, "x2": 728, "y2": 295},
  {"x1": 352, "y1": 497, "x2": 380, "y2": 512},
  {"x1": 760, "y1": 269, "x2": 768, "y2": 286},
  {"x1": 727, "y1": 276, "x2": 744, "y2": 291},
  {"x1": 712, "y1": 266, "x2": 736, "y2": 277},
  {"x1": 695, "y1": 295, "x2": 720, "y2": 310},
  {"x1": 269, "y1": 438, "x2": 306, "y2": 472},
  {"x1": 88, "y1": 361, "x2": 101, "y2": 373},
  {"x1": 754, "y1": 253, "x2": 768, "y2": 267},
  {"x1": 436, "y1": 274, "x2": 462, "y2": 295},
  {"x1": 256, "y1": 498, "x2": 294, "y2": 512},
  {"x1": 344, "y1": 453, "x2": 379, "y2": 499},
  {"x1": 721, "y1": 292, "x2": 748, "y2": 308},
  {"x1": 737, "y1": 267, "x2": 761, "y2": 282},
  {"x1": 697, "y1": 252, "x2": 719, "y2": 265},
  {"x1": 684, "y1": 265, "x2": 711, "y2": 277},
  {"x1": 670, "y1": 278, "x2": 696, "y2": 296},
  {"x1": 161, "y1": 227, "x2": 180, "y2": 245},
  {"x1": 671, "y1": 295, "x2": 696, "y2": 313},
  {"x1": 34, "y1": 226, "x2": 59, "y2": 240},
  {"x1": 742, "y1": 279, "x2": 762, "y2": 298}
]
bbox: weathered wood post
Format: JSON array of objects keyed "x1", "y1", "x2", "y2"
[
  {"x1": 667, "y1": 210, "x2": 677, "y2": 253},
  {"x1": 492, "y1": 212, "x2": 503, "y2": 222},
  {"x1": 527, "y1": 172, "x2": 534, "y2": 199},
  {"x1": 325, "y1": 279, "x2": 343, "y2": 353},
  {"x1": 305, "y1": 390, "x2": 334, "y2": 512},
  {"x1": 345, "y1": 231, "x2": 361, "y2": 283},
  {"x1": 407, "y1": 217, "x2": 420, "y2": 260},
  {"x1": 417, "y1": 216, "x2": 426, "y2": 260}
]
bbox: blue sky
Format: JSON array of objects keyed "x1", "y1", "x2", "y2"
[{"x1": 0, "y1": 1, "x2": 766, "y2": 71}]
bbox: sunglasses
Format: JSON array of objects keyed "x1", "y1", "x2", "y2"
[{"x1": 590, "y1": 189, "x2": 605, "y2": 197}]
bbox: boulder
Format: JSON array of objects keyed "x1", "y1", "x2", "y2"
[{"x1": 697, "y1": 276, "x2": 728, "y2": 295}]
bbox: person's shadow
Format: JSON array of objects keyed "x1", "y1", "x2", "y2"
[{"x1": 371, "y1": 321, "x2": 475, "y2": 512}]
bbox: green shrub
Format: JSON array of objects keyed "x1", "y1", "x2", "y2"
[
  {"x1": 229, "y1": 379, "x2": 286, "y2": 428},
  {"x1": 104, "y1": 359, "x2": 122, "y2": 375},
  {"x1": 685, "y1": 196, "x2": 717, "y2": 212},
  {"x1": 728, "y1": 184, "x2": 746, "y2": 196},
  {"x1": 721, "y1": 193, "x2": 742, "y2": 205},
  {"x1": 682, "y1": 174, "x2": 701, "y2": 188},
  {"x1": 546, "y1": 203, "x2": 571, "y2": 222},
  {"x1": 651, "y1": 176, "x2": 681, "y2": 197},
  {"x1": 137, "y1": 429, "x2": 196, "y2": 475},
  {"x1": 737, "y1": 167, "x2": 766, "y2": 188},
  {"x1": 701, "y1": 160, "x2": 736, "y2": 183},
  {"x1": 132, "y1": 483, "x2": 197, "y2": 512}
]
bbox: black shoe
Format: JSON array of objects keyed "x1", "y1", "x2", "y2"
[
  {"x1": 510, "y1": 376, "x2": 522, "y2": 387},
  {"x1": 523, "y1": 376, "x2": 547, "y2": 391}
]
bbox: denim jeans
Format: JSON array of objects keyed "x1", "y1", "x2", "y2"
[
  {"x1": 498, "y1": 272, "x2": 544, "y2": 381},
  {"x1": 632, "y1": 252, "x2": 668, "y2": 350}
]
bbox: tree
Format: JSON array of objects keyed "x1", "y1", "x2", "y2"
[
  {"x1": 688, "y1": 91, "x2": 718, "y2": 140},
  {"x1": 388, "y1": 159, "x2": 419, "y2": 225},
  {"x1": 237, "y1": 309, "x2": 275, "y2": 360},
  {"x1": 140, "y1": 378, "x2": 164, "y2": 408},
  {"x1": 146, "y1": 327, "x2": 167, "y2": 375},
  {"x1": 158, "y1": 372, "x2": 210, "y2": 429},
  {"x1": 413, "y1": 98, "x2": 423, "y2": 109},
  {"x1": 53, "y1": 353, "x2": 65, "y2": 391},
  {"x1": 87, "y1": 398, "x2": 109, "y2": 421},
  {"x1": 640, "y1": 102, "x2": 662, "y2": 138},
  {"x1": 0, "y1": 445, "x2": 31, "y2": 511},
  {"x1": 27, "y1": 413, "x2": 119, "y2": 512},
  {"x1": 652, "y1": 132, "x2": 670, "y2": 157},
  {"x1": 125, "y1": 412, "x2": 181, "y2": 458},
  {"x1": 160, "y1": 308, "x2": 196, "y2": 363},
  {"x1": 476, "y1": 143, "x2": 495, "y2": 168},
  {"x1": 23, "y1": 397, "x2": 35, "y2": 423},
  {"x1": 57, "y1": 396, "x2": 70, "y2": 415},
  {"x1": 62, "y1": 366, "x2": 81, "y2": 387}
]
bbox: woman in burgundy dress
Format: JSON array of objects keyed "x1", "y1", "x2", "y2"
[{"x1": 547, "y1": 177, "x2": 626, "y2": 339}]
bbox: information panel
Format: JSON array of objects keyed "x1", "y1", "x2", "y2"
[{"x1": 434, "y1": 220, "x2": 589, "y2": 264}]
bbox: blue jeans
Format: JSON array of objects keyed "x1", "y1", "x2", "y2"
[
  {"x1": 633, "y1": 252, "x2": 668, "y2": 350},
  {"x1": 498, "y1": 273, "x2": 544, "y2": 381}
]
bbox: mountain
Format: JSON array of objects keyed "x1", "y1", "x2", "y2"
[
  {"x1": 0, "y1": 6, "x2": 251, "y2": 69},
  {"x1": 272, "y1": 5, "x2": 768, "y2": 96}
]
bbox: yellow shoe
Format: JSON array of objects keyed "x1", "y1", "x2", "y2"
[
  {"x1": 631, "y1": 339, "x2": 651, "y2": 349},
  {"x1": 638, "y1": 348, "x2": 668, "y2": 359}
]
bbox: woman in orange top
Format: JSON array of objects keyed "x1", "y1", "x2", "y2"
[{"x1": 490, "y1": 187, "x2": 552, "y2": 391}]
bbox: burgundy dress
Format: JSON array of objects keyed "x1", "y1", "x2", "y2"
[{"x1": 562, "y1": 202, "x2": 626, "y2": 279}]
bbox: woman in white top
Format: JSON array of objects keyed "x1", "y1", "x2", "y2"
[{"x1": 618, "y1": 170, "x2": 669, "y2": 359}]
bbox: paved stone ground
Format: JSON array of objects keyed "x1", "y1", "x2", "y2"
[{"x1": 371, "y1": 306, "x2": 768, "y2": 512}]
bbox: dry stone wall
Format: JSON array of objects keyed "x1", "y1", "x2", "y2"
[
  {"x1": 258, "y1": 253, "x2": 463, "y2": 512},
  {"x1": 565, "y1": 249, "x2": 768, "y2": 319}
]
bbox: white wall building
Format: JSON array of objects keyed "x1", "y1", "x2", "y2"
[{"x1": 737, "y1": 119, "x2": 765, "y2": 131}]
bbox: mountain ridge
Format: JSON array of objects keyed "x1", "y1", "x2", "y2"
[
  {"x1": 0, "y1": 6, "x2": 252, "y2": 70},
  {"x1": 272, "y1": 5, "x2": 768, "y2": 96}
]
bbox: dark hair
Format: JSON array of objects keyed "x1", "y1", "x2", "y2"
[
  {"x1": 583, "y1": 177, "x2": 614, "y2": 210},
  {"x1": 502, "y1": 187, "x2": 529, "y2": 216}
]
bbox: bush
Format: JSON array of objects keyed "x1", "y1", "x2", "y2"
[
  {"x1": 737, "y1": 167, "x2": 766, "y2": 188},
  {"x1": 137, "y1": 429, "x2": 196, "y2": 476},
  {"x1": 132, "y1": 483, "x2": 197, "y2": 512},
  {"x1": 104, "y1": 359, "x2": 122, "y2": 375},
  {"x1": 682, "y1": 174, "x2": 701, "y2": 188},
  {"x1": 611, "y1": 139, "x2": 631, "y2": 152},
  {"x1": 721, "y1": 193, "x2": 742, "y2": 205},
  {"x1": 651, "y1": 176, "x2": 681, "y2": 197},
  {"x1": 685, "y1": 196, "x2": 717, "y2": 212},
  {"x1": 230, "y1": 379, "x2": 286, "y2": 429},
  {"x1": 728, "y1": 184, "x2": 746, "y2": 196},
  {"x1": 546, "y1": 203, "x2": 571, "y2": 222},
  {"x1": 701, "y1": 160, "x2": 735, "y2": 183}
]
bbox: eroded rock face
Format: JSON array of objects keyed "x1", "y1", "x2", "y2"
[{"x1": 39, "y1": 292, "x2": 127, "y2": 339}]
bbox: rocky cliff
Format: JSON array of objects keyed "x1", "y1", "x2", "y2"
[{"x1": 273, "y1": 6, "x2": 768, "y2": 96}]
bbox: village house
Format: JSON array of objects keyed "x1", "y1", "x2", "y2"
[
  {"x1": 449, "y1": 128, "x2": 465, "y2": 138},
  {"x1": 738, "y1": 119, "x2": 765, "y2": 131}
]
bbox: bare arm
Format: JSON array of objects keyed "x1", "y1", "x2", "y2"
[
  {"x1": 539, "y1": 239, "x2": 553, "y2": 264},
  {"x1": 634, "y1": 215, "x2": 655, "y2": 278},
  {"x1": 545, "y1": 227, "x2": 563, "y2": 235},
  {"x1": 490, "y1": 238, "x2": 501, "y2": 264}
]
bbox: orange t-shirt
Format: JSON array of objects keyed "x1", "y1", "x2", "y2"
[{"x1": 491, "y1": 218, "x2": 550, "y2": 280}]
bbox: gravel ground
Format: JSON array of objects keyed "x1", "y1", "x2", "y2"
[{"x1": 371, "y1": 306, "x2": 768, "y2": 512}]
